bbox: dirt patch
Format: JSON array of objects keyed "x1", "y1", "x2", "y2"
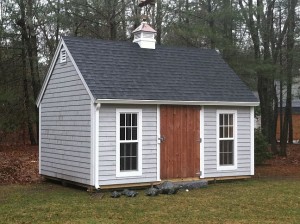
[
  {"x1": 255, "y1": 144, "x2": 300, "y2": 178},
  {"x1": 0, "y1": 145, "x2": 40, "y2": 185}
]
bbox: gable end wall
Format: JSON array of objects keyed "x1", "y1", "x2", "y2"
[{"x1": 40, "y1": 52, "x2": 91, "y2": 185}]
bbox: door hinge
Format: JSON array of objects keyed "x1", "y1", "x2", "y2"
[{"x1": 196, "y1": 171, "x2": 202, "y2": 176}]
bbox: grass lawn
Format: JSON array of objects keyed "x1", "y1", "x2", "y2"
[{"x1": 1, "y1": 179, "x2": 300, "y2": 224}]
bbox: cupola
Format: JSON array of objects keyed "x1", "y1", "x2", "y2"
[{"x1": 132, "y1": 20, "x2": 157, "y2": 49}]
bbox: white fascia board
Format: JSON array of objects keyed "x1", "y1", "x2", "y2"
[
  {"x1": 96, "y1": 99, "x2": 259, "y2": 107},
  {"x1": 36, "y1": 38, "x2": 95, "y2": 107},
  {"x1": 36, "y1": 39, "x2": 63, "y2": 107}
]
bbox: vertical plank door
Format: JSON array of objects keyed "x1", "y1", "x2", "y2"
[{"x1": 160, "y1": 105, "x2": 200, "y2": 179}]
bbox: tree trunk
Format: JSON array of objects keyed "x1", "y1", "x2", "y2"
[
  {"x1": 22, "y1": 44, "x2": 36, "y2": 145},
  {"x1": 27, "y1": 0, "x2": 41, "y2": 100},
  {"x1": 239, "y1": 0, "x2": 279, "y2": 153},
  {"x1": 17, "y1": 0, "x2": 38, "y2": 145},
  {"x1": 185, "y1": 0, "x2": 189, "y2": 24},
  {"x1": 222, "y1": 0, "x2": 233, "y2": 59},
  {"x1": 156, "y1": 0, "x2": 162, "y2": 45},
  {"x1": 55, "y1": 0, "x2": 60, "y2": 46},
  {"x1": 207, "y1": 0, "x2": 215, "y2": 49},
  {"x1": 281, "y1": 0, "x2": 298, "y2": 155},
  {"x1": 108, "y1": 0, "x2": 118, "y2": 40},
  {"x1": 121, "y1": 0, "x2": 127, "y2": 40}
]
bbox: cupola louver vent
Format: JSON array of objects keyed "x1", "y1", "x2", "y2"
[{"x1": 60, "y1": 49, "x2": 66, "y2": 63}]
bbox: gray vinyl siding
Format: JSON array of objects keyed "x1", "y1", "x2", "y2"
[
  {"x1": 40, "y1": 52, "x2": 91, "y2": 185},
  {"x1": 203, "y1": 106, "x2": 252, "y2": 178},
  {"x1": 98, "y1": 104, "x2": 158, "y2": 186}
]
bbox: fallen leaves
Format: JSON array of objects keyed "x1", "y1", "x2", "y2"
[
  {"x1": 0, "y1": 145, "x2": 40, "y2": 185},
  {"x1": 255, "y1": 144, "x2": 300, "y2": 178}
]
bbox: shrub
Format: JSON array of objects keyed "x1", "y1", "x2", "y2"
[{"x1": 255, "y1": 128, "x2": 272, "y2": 165}]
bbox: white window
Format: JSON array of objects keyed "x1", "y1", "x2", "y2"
[
  {"x1": 217, "y1": 110, "x2": 237, "y2": 170},
  {"x1": 60, "y1": 49, "x2": 66, "y2": 63},
  {"x1": 116, "y1": 109, "x2": 142, "y2": 177}
]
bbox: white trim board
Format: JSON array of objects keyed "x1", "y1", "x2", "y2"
[
  {"x1": 250, "y1": 107, "x2": 255, "y2": 175},
  {"x1": 96, "y1": 99, "x2": 259, "y2": 107},
  {"x1": 156, "y1": 105, "x2": 161, "y2": 181},
  {"x1": 36, "y1": 38, "x2": 95, "y2": 107},
  {"x1": 200, "y1": 106, "x2": 205, "y2": 178},
  {"x1": 94, "y1": 103, "x2": 100, "y2": 188},
  {"x1": 38, "y1": 104, "x2": 42, "y2": 174},
  {"x1": 90, "y1": 101, "x2": 96, "y2": 186}
]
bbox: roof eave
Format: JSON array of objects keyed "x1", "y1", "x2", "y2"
[{"x1": 95, "y1": 99, "x2": 260, "y2": 107}]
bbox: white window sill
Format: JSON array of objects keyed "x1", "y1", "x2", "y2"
[
  {"x1": 217, "y1": 165, "x2": 237, "y2": 171},
  {"x1": 116, "y1": 170, "x2": 142, "y2": 178}
]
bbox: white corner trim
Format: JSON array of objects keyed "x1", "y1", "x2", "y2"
[
  {"x1": 94, "y1": 103, "x2": 101, "y2": 189},
  {"x1": 216, "y1": 110, "x2": 238, "y2": 171},
  {"x1": 38, "y1": 104, "x2": 41, "y2": 174},
  {"x1": 200, "y1": 106, "x2": 205, "y2": 178},
  {"x1": 90, "y1": 101, "x2": 95, "y2": 186},
  {"x1": 36, "y1": 38, "x2": 95, "y2": 107},
  {"x1": 116, "y1": 109, "x2": 143, "y2": 177},
  {"x1": 156, "y1": 105, "x2": 161, "y2": 181},
  {"x1": 250, "y1": 107, "x2": 255, "y2": 175}
]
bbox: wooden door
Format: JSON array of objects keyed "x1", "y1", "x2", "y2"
[{"x1": 160, "y1": 105, "x2": 200, "y2": 179}]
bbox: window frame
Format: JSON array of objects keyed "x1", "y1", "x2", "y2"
[
  {"x1": 116, "y1": 109, "x2": 143, "y2": 177},
  {"x1": 216, "y1": 110, "x2": 237, "y2": 170}
]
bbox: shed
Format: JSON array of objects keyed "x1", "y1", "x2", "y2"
[{"x1": 36, "y1": 22, "x2": 259, "y2": 189}]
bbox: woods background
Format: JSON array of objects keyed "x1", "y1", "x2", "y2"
[{"x1": 0, "y1": 0, "x2": 299, "y2": 155}]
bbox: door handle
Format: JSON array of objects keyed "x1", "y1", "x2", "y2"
[{"x1": 158, "y1": 135, "x2": 165, "y2": 142}]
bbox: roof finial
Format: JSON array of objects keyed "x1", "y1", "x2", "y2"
[{"x1": 141, "y1": 15, "x2": 148, "y2": 24}]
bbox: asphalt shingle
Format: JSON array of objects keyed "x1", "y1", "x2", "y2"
[{"x1": 63, "y1": 36, "x2": 258, "y2": 103}]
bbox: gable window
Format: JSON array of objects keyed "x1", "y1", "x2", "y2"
[
  {"x1": 60, "y1": 49, "x2": 66, "y2": 63},
  {"x1": 217, "y1": 110, "x2": 237, "y2": 170},
  {"x1": 116, "y1": 109, "x2": 142, "y2": 177}
]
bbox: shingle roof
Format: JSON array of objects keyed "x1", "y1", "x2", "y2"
[{"x1": 63, "y1": 36, "x2": 258, "y2": 103}]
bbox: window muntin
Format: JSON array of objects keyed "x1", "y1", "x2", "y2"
[
  {"x1": 217, "y1": 111, "x2": 237, "y2": 170},
  {"x1": 116, "y1": 109, "x2": 142, "y2": 177}
]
